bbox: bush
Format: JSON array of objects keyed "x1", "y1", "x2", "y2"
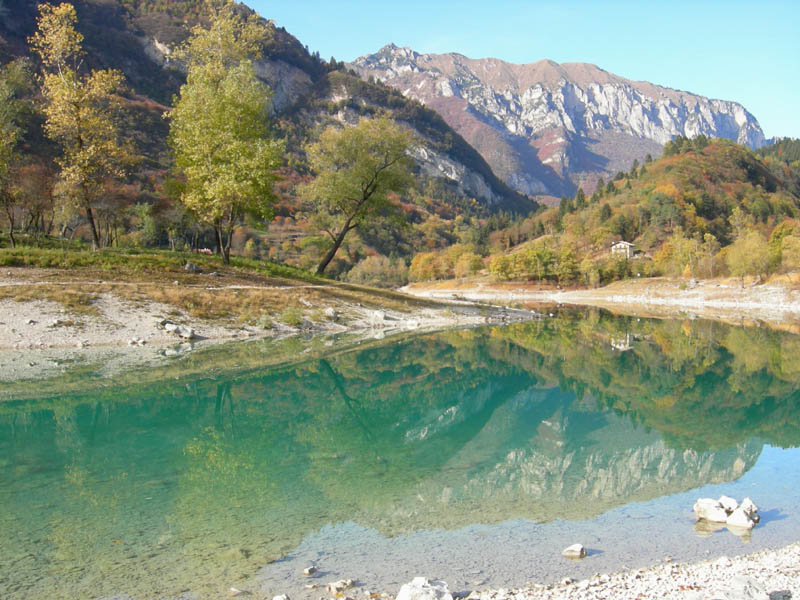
[
  {"x1": 345, "y1": 255, "x2": 408, "y2": 288},
  {"x1": 454, "y1": 252, "x2": 483, "y2": 278}
]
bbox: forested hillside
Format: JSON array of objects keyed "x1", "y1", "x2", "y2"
[{"x1": 408, "y1": 137, "x2": 800, "y2": 285}]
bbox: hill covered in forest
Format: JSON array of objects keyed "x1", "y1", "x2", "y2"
[{"x1": 406, "y1": 137, "x2": 800, "y2": 286}]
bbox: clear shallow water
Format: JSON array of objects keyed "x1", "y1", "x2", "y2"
[{"x1": 1, "y1": 311, "x2": 799, "y2": 599}]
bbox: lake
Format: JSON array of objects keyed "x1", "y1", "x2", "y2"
[{"x1": 2, "y1": 310, "x2": 799, "y2": 599}]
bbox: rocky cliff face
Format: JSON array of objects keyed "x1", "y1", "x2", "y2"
[{"x1": 351, "y1": 45, "x2": 767, "y2": 197}]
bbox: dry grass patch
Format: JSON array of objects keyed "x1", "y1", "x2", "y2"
[{"x1": 0, "y1": 284, "x2": 99, "y2": 315}]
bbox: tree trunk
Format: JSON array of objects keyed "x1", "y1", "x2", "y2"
[
  {"x1": 85, "y1": 206, "x2": 101, "y2": 250},
  {"x1": 215, "y1": 224, "x2": 229, "y2": 264},
  {"x1": 4, "y1": 203, "x2": 16, "y2": 248},
  {"x1": 316, "y1": 220, "x2": 354, "y2": 275}
]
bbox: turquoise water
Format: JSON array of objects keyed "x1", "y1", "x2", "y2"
[{"x1": 1, "y1": 311, "x2": 799, "y2": 599}]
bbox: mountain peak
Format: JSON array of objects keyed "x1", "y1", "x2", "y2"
[{"x1": 350, "y1": 47, "x2": 766, "y2": 197}]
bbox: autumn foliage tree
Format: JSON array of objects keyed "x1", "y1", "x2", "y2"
[
  {"x1": 0, "y1": 59, "x2": 30, "y2": 247},
  {"x1": 302, "y1": 117, "x2": 414, "y2": 275},
  {"x1": 30, "y1": 2, "x2": 130, "y2": 250},
  {"x1": 167, "y1": 1, "x2": 283, "y2": 264}
]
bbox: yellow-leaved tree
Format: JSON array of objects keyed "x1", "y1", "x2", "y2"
[
  {"x1": 301, "y1": 116, "x2": 415, "y2": 275},
  {"x1": 30, "y1": 3, "x2": 130, "y2": 250},
  {"x1": 167, "y1": 1, "x2": 284, "y2": 264},
  {"x1": 0, "y1": 59, "x2": 30, "y2": 247}
]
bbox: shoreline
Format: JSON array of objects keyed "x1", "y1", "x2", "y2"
[
  {"x1": 402, "y1": 275, "x2": 800, "y2": 331},
  {"x1": 0, "y1": 267, "x2": 536, "y2": 389},
  {"x1": 460, "y1": 540, "x2": 799, "y2": 600}
]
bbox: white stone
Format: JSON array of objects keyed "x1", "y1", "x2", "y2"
[
  {"x1": 272, "y1": 595, "x2": 289, "y2": 600},
  {"x1": 694, "y1": 498, "x2": 729, "y2": 522},
  {"x1": 304, "y1": 566, "x2": 318, "y2": 576},
  {"x1": 726, "y1": 507, "x2": 756, "y2": 530},
  {"x1": 396, "y1": 577, "x2": 453, "y2": 600},
  {"x1": 323, "y1": 307, "x2": 337, "y2": 320},
  {"x1": 711, "y1": 576, "x2": 769, "y2": 600},
  {"x1": 741, "y1": 497, "x2": 759, "y2": 518},
  {"x1": 327, "y1": 580, "x2": 354, "y2": 594},
  {"x1": 718, "y1": 495, "x2": 738, "y2": 514},
  {"x1": 562, "y1": 543, "x2": 587, "y2": 559}
]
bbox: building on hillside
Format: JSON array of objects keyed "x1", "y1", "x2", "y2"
[{"x1": 611, "y1": 240, "x2": 635, "y2": 259}]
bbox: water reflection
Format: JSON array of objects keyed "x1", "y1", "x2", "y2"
[{"x1": 1, "y1": 312, "x2": 799, "y2": 599}]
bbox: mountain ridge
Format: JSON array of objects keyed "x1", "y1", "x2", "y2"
[{"x1": 351, "y1": 44, "x2": 767, "y2": 198}]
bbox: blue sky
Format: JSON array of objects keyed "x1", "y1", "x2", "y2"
[{"x1": 245, "y1": 0, "x2": 800, "y2": 140}]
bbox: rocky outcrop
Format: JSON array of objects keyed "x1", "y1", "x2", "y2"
[{"x1": 351, "y1": 44, "x2": 767, "y2": 196}]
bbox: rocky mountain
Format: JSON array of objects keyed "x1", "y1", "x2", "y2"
[
  {"x1": 0, "y1": 1, "x2": 532, "y2": 212},
  {"x1": 351, "y1": 44, "x2": 767, "y2": 198}
]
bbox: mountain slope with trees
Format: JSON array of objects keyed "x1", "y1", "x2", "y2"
[
  {"x1": 0, "y1": 0, "x2": 543, "y2": 285},
  {"x1": 407, "y1": 137, "x2": 800, "y2": 285}
]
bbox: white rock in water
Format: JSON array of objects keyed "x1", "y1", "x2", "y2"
[
  {"x1": 718, "y1": 495, "x2": 739, "y2": 514},
  {"x1": 272, "y1": 595, "x2": 289, "y2": 600},
  {"x1": 727, "y1": 507, "x2": 756, "y2": 530},
  {"x1": 741, "y1": 497, "x2": 759, "y2": 519},
  {"x1": 327, "y1": 580, "x2": 354, "y2": 594},
  {"x1": 561, "y1": 543, "x2": 587, "y2": 559},
  {"x1": 711, "y1": 576, "x2": 769, "y2": 600},
  {"x1": 303, "y1": 566, "x2": 317, "y2": 576},
  {"x1": 396, "y1": 577, "x2": 453, "y2": 600},
  {"x1": 694, "y1": 498, "x2": 729, "y2": 522},
  {"x1": 323, "y1": 307, "x2": 337, "y2": 320}
]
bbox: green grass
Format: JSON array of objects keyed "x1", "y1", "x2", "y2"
[{"x1": 0, "y1": 244, "x2": 318, "y2": 282}]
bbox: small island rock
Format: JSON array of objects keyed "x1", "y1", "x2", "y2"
[
  {"x1": 694, "y1": 498, "x2": 729, "y2": 522},
  {"x1": 727, "y1": 507, "x2": 756, "y2": 530},
  {"x1": 718, "y1": 495, "x2": 739, "y2": 514}
]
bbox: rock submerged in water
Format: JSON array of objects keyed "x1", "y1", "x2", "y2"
[
  {"x1": 562, "y1": 543, "x2": 587, "y2": 559},
  {"x1": 396, "y1": 577, "x2": 453, "y2": 600}
]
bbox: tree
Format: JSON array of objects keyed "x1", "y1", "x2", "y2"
[
  {"x1": 726, "y1": 230, "x2": 770, "y2": 286},
  {"x1": 0, "y1": 59, "x2": 29, "y2": 247},
  {"x1": 168, "y1": 2, "x2": 283, "y2": 264},
  {"x1": 302, "y1": 116, "x2": 414, "y2": 275},
  {"x1": 701, "y1": 233, "x2": 720, "y2": 278},
  {"x1": 30, "y1": 3, "x2": 130, "y2": 250}
]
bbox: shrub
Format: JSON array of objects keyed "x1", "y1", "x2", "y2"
[{"x1": 345, "y1": 255, "x2": 408, "y2": 288}]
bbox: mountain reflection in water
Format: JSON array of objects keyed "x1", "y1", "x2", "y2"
[{"x1": 1, "y1": 311, "x2": 798, "y2": 599}]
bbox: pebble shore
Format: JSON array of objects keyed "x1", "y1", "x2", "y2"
[{"x1": 462, "y1": 542, "x2": 799, "y2": 600}]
